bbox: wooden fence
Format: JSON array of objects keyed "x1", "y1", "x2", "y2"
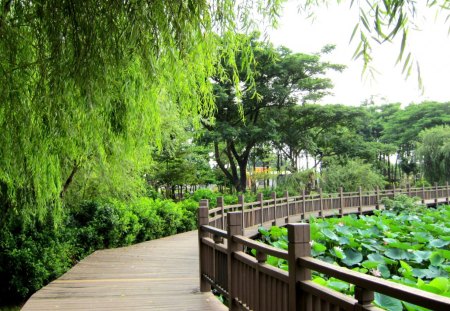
[
  {"x1": 206, "y1": 183, "x2": 450, "y2": 233},
  {"x1": 198, "y1": 184, "x2": 450, "y2": 311}
]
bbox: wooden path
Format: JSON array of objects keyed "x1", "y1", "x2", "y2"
[{"x1": 22, "y1": 231, "x2": 227, "y2": 311}]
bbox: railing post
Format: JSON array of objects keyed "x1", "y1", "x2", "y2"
[
  {"x1": 435, "y1": 182, "x2": 439, "y2": 205},
  {"x1": 255, "y1": 250, "x2": 267, "y2": 311},
  {"x1": 422, "y1": 184, "x2": 426, "y2": 204},
  {"x1": 339, "y1": 187, "x2": 344, "y2": 216},
  {"x1": 285, "y1": 190, "x2": 290, "y2": 223},
  {"x1": 217, "y1": 196, "x2": 225, "y2": 230},
  {"x1": 319, "y1": 188, "x2": 324, "y2": 218},
  {"x1": 238, "y1": 194, "x2": 245, "y2": 232},
  {"x1": 358, "y1": 186, "x2": 363, "y2": 215},
  {"x1": 301, "y1": 189, "x2": 306, "y2": 220},
  {"x1": 258, "y1": 193, "x2": 264, "y2": 226},
  {"x1": 355, "y1": 286, "x2": 375, "y2": 310},
  {"x1": 287, "y1": 223, "x2": 311, "y2": 311},
  {"x1": 198, "y1": 200, "x2": 210, "y2": 292},
  {"x1": 375, "y1": 186, "x2": 380, "y2": 210},
  {"x1": 227, "y1": 212, "x2": 243, "y2": 311},
  {"x1": 272, "y1": 192, "x2": 277, "y2": 225}
]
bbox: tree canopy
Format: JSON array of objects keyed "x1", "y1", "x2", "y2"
[
  {"x1": 201, "y1": 35, "x2": 343, "y2": 191},
  {"x1": 2, "y1": 0, "x2": 448, "y2": 220},
  {"x1": 417, "y1": 126, "x2": 450, "y2": 184},
  {"x1": 0, "y1": 0, "x2": 284, "y2": 220}
]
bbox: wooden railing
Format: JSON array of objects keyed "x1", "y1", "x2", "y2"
[
  {"x1": 198, "y1": 183, "x2": 450, "y2": 311},
  {"x1": 206, "y1": 183, "x2": 450, "y2": 232}
]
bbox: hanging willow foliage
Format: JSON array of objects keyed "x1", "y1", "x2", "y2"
[
  {"x1": 417, "y1": 126, "x2": 450, "y2": 184},
  {"x1": 0, "y1": 0, "x2": 285, "y2": 221}
]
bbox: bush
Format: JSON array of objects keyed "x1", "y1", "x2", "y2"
[
  {"x1": 223, "y1": 194, "x2": 238, "y2": 205},
  {"x1": 189, "y1": 188, "x2": 218, "y2": 207},
  {"x1": 130, "y1": 197, "x2": 164, "y2": 242},
  {"x1": 321, "y1": 159, "x2": 386, "y2": 193},
  {"x1": 258, "y1": 187, "x2": 288, "y2": 199},
  {"x1": 414, "y1": 178, "x2": 431, "y2": 188},
  {"x1": 381, "y1": 194, "x2": 425, "y2": 213},
  {"x1": 0, "y1": 215, "x2": 75, "y2": 303},
  {"x1": 177, "y1": 199, "x2": 198, "y2": 232},
  {"x1": 153, "y1": 200, "x2": 184, "y2": 236},
  {"x1": 70, "y1": 200, "x2": 141, "y2": 253}
]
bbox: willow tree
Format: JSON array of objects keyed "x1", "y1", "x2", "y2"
[
  {"x1": 1, "y1": 0, "x2": 447, "y2": 220},
  {"x1": 417, "y1": 126, "x2": 450, "y2": 184},
  {"x1": 0, "y1": 0, "x2": 285, "y2": 221}
]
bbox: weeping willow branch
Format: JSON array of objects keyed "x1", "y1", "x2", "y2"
[{"x1": 0, "y1": 0, "x2": 284, "y2": 220}]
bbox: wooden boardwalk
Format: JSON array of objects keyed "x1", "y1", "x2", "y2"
[{"x1": 22, "y1": 230, "x2": 226, "y2": 311}]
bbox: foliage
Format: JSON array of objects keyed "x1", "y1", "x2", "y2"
[
  {"x1": 258, "y1": 204, "x2": 450, "y2": 310},
  {"x1": 321, "y1": 159, "x2": 386, "y2": 192},
  {"x1": 305, "y1": 1, "x2": 450, "y2": 89},
  {"x1": 276, "y1": 170, "x2": 317, "y2": 194},
  {"x1": 275, "y1": 104, "x2": 366, "y2": 171},
  {"x1": 382, "y1": 195, "x2": 425, "y2": 213},
  {"x1": 0, "y1": 196, "x2": 200, "y2": 304},
  {"x1": 382, "y1": 102, "x2": 450, "y2": 150},
  {"x1": 414, "y1": 179, "x2": 431, "y2": 188},
  {"x1": 0, "y1": 214, "x2": 75, "y2": 304},
  {"x1": 0, "y1": 0, "x2": 285, "y2": 223},
  {"x1": 201, "y1": 34, "x2": 343, "y2": 192},
  {"x1": 416, "y1": 126, "x2": 450, "y2": 184}
]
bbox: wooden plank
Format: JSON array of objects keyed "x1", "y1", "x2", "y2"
[{"x1": 22, "y1": 231, "x2": 227, "y2": 311}]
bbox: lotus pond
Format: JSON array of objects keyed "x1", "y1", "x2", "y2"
[{"x1": 256, "y1": 203, "x2": 450, "y2": 311}]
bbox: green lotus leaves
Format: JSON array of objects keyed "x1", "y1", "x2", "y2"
[
  {"x1": 256, "y1": 204, "x2": 450, "y2": 311},
  {"x1": 429, "y1": 239, "x2": 450, "y2": 248},
  {"x1": 385, "y1": 248, "x2": 409, "y2": 260},
  {"x1": 430, "y1": 252, "x2": 445, "y2": 266},
  {"x1": 378, "y1": 264, "x2": 391, "y2": 279},
  {"x1": 322, "y1": 228, "x2": 339, "y2": 241},
  {"x1": 374, "y1": 293, "x2": 403, "y2": 311},
  {"x1": 341, "y1": 249, "x2": 363, "y2": 266}
]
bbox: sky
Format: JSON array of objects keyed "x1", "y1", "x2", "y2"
[{"x1": 267, "y1": 1, "x2": 450, "y2": 106}]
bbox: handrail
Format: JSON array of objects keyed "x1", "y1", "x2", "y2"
[
  {"x1": 299, "y1": 256, "x2": 450, "y2": 311},
  {"x1": 205, "y1": 183, "x2": 450, "y2": 232},
  {"x1": 201, "y1": 225, "x2": 227, "y2": 238},
  {"x1": 232, "y1": 235, "x2": 289, "y2": 260}
]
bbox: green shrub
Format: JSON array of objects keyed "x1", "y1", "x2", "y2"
[
  {"x1": 223, "y1": 194, "x2": 238, "y2": 205},
  {"x1": 258, "y1": 187, "x2": 287, "y2": 199},
  {"x1": 0, "y1": 215, "x2": 74, "y2": 303},
  {"x1": 177, "y1": 199, "x2": 198, "y2": 232},
  {"x1": 381, "y1": 194, "x2": 425, "y2": 213},
  {"x1": 189, "y1": 188, "x2": 218, "y2": 207},
  {"x1": 321, "y1": 159, "x2": 386, "y2": 192},
  {"x1": 70, "y1": 200, "x2": 141, "y2": 252},
  {"x1": 130, "y1": 197, "x2": 164, "y2": 242},
  {"x1": 414, "y1": 178, "x2": 431, "y2": 188},
  {"x1": 153, "y1": 200, "x2": 184, "y2": 236}
]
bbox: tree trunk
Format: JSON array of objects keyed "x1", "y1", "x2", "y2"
[
  {"x1": 238, "y1": 164, "x2": 247, "y2": 192},
  {"x1": 60, "y1": 162, "x2": 79, "y2": 198}
]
